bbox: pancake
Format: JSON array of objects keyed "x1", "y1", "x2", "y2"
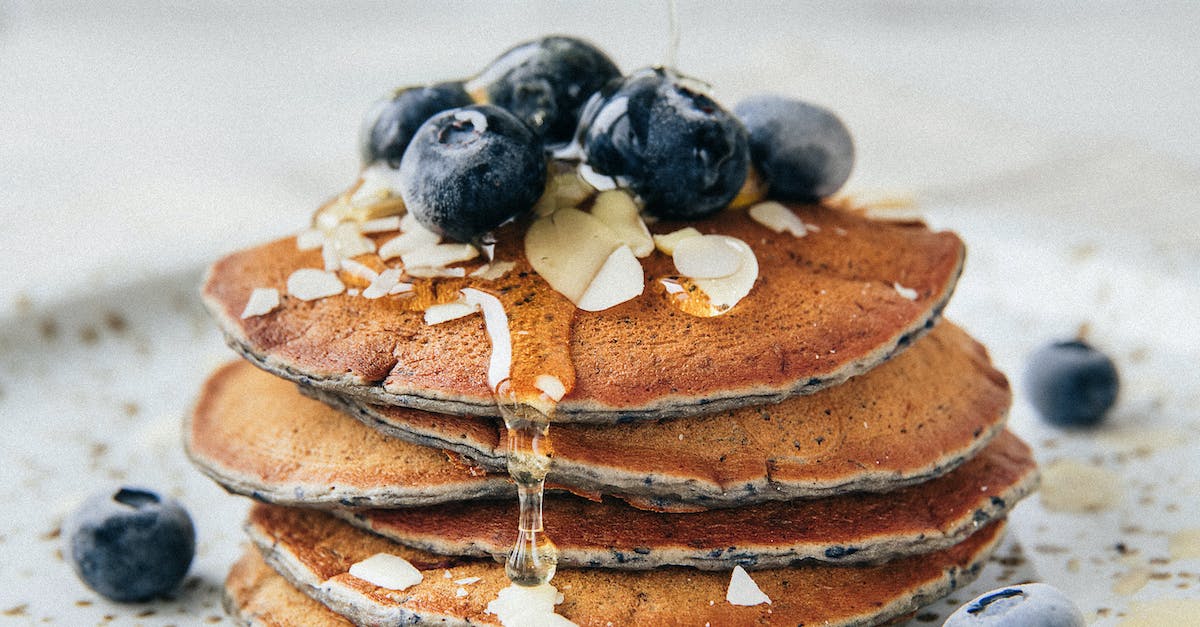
[
  {"x1": 189, "y1": 321, "x2": 1009, "y2": 509},
  {"x1": 246, "y1": 504, "x2": 1005, "y2": 627},
  {"x1": 203, "y1": 203, "x2": 964, "y2": 423},
  {"x1": 225, "y1": 547, "x2": 351, "y2": 627},
  {"x1": 339, "y1": 430, "x2": 1035, "y2": 569},
  {"x1": 186, "y1": 360, "x2": 513, "y2": 508},
  {"x1": 318, "y1": 321, "x2": 1012, "y2": 507}
]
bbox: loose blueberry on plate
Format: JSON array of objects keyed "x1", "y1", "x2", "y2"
[
  {"x1": 944, "y1": 583, "x2": 1086, "y2": 627},
  {"x1": 474, "y1": 36, "x2": 620, "y2": 146},
  {"x1": 63, "y1": 486, "x2": 195, "y2": 602},
  {"x1": 578, "y1": 67, "x2": 749, "y2": 220},
  {"x1": 1024, "y1": 339, "x2": 1119, "y2": 427},
  {"x1": 360, "y1": 82, "x2": 474, "y2": 167},
  {"x1": 734, "y1": 95, "x2": 854, "y2": 201},
  {"x1": 399, "y1": 104, "x2": 546, "y2": 242}
]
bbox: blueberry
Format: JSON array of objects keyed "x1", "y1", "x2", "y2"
[
  {"x1": 578, "y1": 68, "x2": 749, "y2": 220},
  {"x1": 474, "y1": 36, "x2": 620, "y2": 145},
  {"x1": 1024, "y1": 339, "x2": 1119, "y2": 427},
  {"x1": 944, "y1": 583, "x2": 1086, "y2": 627},
  {"x1": 734, "y1": 95, "x2": 854, "y2": 201},
  {"x1": 398, "y1": 104, "x2": 546, "y2": 242},
  {"x1": 360, "y1": 82, "x2": 474, "y2": 167},
  {"x1": 63, "y1": 486, "x2": 195, "y2": 602}
]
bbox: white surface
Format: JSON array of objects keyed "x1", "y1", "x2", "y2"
[{"x1": 1, "y1": 1, "x2": 1197, "y2": 625}]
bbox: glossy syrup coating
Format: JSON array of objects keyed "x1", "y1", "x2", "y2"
[
  {"x1": 476, "y1": 36, "x2": 621, "y2": 145},
  {"x1": 578, "y1": 68, "x2": 750, "y2": 220},
  {"x1": 734, "y1": 94, "x2": 855, "y2": 200},
  {"x1": 398, "y1": 104, "x2": 546, "y2": 242},
  {"x1": 359, "y1": 82, "x2": 473, "y2": 167}
]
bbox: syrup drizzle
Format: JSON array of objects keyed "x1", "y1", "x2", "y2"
[{"x1": 496, "y1": 385, "x2": 558, "y2": 586}]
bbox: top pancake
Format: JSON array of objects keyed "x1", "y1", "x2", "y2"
[{"x1": 203, "y1": 203, "x2": 964, "y2": 423}]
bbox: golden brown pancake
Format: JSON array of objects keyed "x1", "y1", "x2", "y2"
[
  {"x1": 188, "y1": 322, "x2": 1010, "y2": 509},
  {"x1": 246, "y1": 504, "x2": 1005, "y2": 627},
  {"x1": 340, "y1": 430, "x2": 1034, "y2": 569},
  {"x1": 203, "y1": 203, "x2": 964, "y2": 423},
  {"x1": 317, "y1": 321, "x2": 1012, "y2": 507},
  {"x1": 186, "y1": 360, "x2": 512, "y2": 508},
  {"x1": 224, "y1": 548, "x2": 351, "y2": 626}
]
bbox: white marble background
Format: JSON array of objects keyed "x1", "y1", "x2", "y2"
[{"x1": 1, "y1": 1, "x2": 1197, "y2": 625}]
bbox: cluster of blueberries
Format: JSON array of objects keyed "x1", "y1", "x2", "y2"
[{"x1": 362, "y1": 36, "x2": 855, "y2": 242}]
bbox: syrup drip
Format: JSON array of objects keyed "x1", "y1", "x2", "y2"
[{"x1": 497, "y1": 383, "x2": 559, "y2": 586}]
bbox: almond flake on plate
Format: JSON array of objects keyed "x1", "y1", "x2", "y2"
[
  {"x1": 347, "y1": 553, "x2": 423, "y2": 591},
  {"x1": 286, "y1": 269, "x2": 345, "y2": 301},
  {"x1": 748, "y1": 201, "x2": 808, "y2": 237},
  {"x1": 240, "y1": 288, "x2": 279, "y2": 318},
  {"x1": 726, "y1": 565, "x2": 771, "y2": 606}
]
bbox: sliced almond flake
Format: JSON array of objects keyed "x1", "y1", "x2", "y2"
[
  {"x1": 379, "y1": 229, "x2": 443, "y2": 260},
  {"x1": 287, "y1": 269, "x2": 345, "y2": 301},
  {"x1": 331, "y1": 222, "x2": 376, "y2": 257},
  {"x1": 406, "y1": 266, "x2": 467, "y2": 278},
  {"x1": 359, "y1": 216, "x2": 403, "y2": 234},
  {"x1": 726, "y1": 565, "x2": 771, "y2": 606},
  {"x1": 389, "y1": 282, "x2": 415, "y2": 295},
  {"x1": 672, "y1": 235, "x2": 744, "y2": 279},
  {"x1": 347, "y1": 553, "x2": 423, "y2": 591},
  {"x1": 748, "y1": 201, "x2": 807, "y2": 237},
  {"x1": 423, "y1": 301, "x2": 480, "y2": 325},
  {"x1": 893, "y1": 282, "x2": 918, "y2": 300},
  {"x1": 534, "y1": 375, "x2": 567, "y2": 402},
  {"x1": 400, "y1": 213, "x2": 435, "y2": 235},
  {"x1": 362, "y1": 268, "x2": 403, "y2": 299},
  {"x1": 461, "y1": 288, "x2": 511, "y2": 391},
  {"x1": 456, "y1": 587, "x2": 468, "y2": 598},
  {"x1": 240, "y1": 288, "x2": 280, "y2": 319},
  {"x1": 804, "y1": 223, "x2": 821, "y2": 232},
  {"x1": 401, "y1": 243, "x2": 478, "y2": 269},
  {"x1": 455, "y1": 577, "x2": 482, "y2": 586},
  {"x1": 690, "y1": 236, "x2": 759, "y2": 316},
  {"x1": 296, "y1": 229, "x2": 325, "y2": 251},
  {"x1": 653, "y1": 227, "x2": 703, "y2": 255},
  {"x1": 577, "y1": 162, "x2": 618, "y2": 191},
  {"x1": 340, "y1": 258, "x2": 379, "y2": 282},
  {"x1": 591, "y1": 190, "x2": 654, "y2": 257},
  {"x1": 576, "y1": 245, "x2": 644, "y2": 311},
  {"x1": 486, "y1": 583, "x2": 576, "y2": 627},
  {"x1": 470, "y1": 260, "x2": 516, "y2": 281},
  {"x1": 321, "y1": 242, "x2": 342, "y2": 272}
]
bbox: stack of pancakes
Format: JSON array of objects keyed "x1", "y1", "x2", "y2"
[{"x1": 190, "y1": 203, "x2": 1037, "y2": 626}]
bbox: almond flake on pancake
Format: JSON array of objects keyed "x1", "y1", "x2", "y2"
[
  {"x1": 239, "y1": 288, "x2": 279, "y2": 318},
  {"x1": 672, "y1": 235, "x2": 744, "y2": 278},
  {"x1": 339, "y1": 258, "x2": 379, "y2": 282},
  {"x1": 347, "y1": 553, "x2": 423, "y2": 591},
  {"x1": 286, "y1": 269, "x2": 345, "y2": 301},
  {"x1": 461, "y1": 288, "x2": 511, "y2": 390},
  {"x1": 359, "y1": 216, "x2": 403, "y2": 233},
  {"x1": 401, "y1": 243, "x2": 478, "y2": 269},
  {"x1": 406, "y1": 266, "x2": 467, "y2": 278},
  {"x1": 893, "y1": 282, "x2": 919, "y2": 300},
  {"x1": 455, "y1": 576, "x2": 482, "y2": 585},
  {"x1": 321, "y1": 241, "x2": 341, "y2": 271},
  {"x1": 652, "y1": 226, "x2": 702, "y2": 255},
  {"x1": 726, "y1": 565, "x2": 771, "y2": 606},
  {"x1": 379, "y1": 229, "x2": 442, "y2": 260},
  {"x1": 487, "y1": 583, "x2": 578, "y2": 627},
  {"x1": 296, "y1": 229, "x2": 325, "y2": 251},
  {"x1": 423, "y1": 301, "x2": 479, "y2": 325},
  {"x1": 534, "y1": 374, "x2": 567, "y2": 401},
  {"x1": 470, "y1": 260, "x2": 517, "y2": 281},
  {"x1": 362, "y1": 268, "x2": 403, "y2": 299},
  {"x1": 330, "y1": 221, "x2": 376, "y2": 257},
  {"x1": 748, "y1": 200, "x2": 808, "y2": 237}
]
